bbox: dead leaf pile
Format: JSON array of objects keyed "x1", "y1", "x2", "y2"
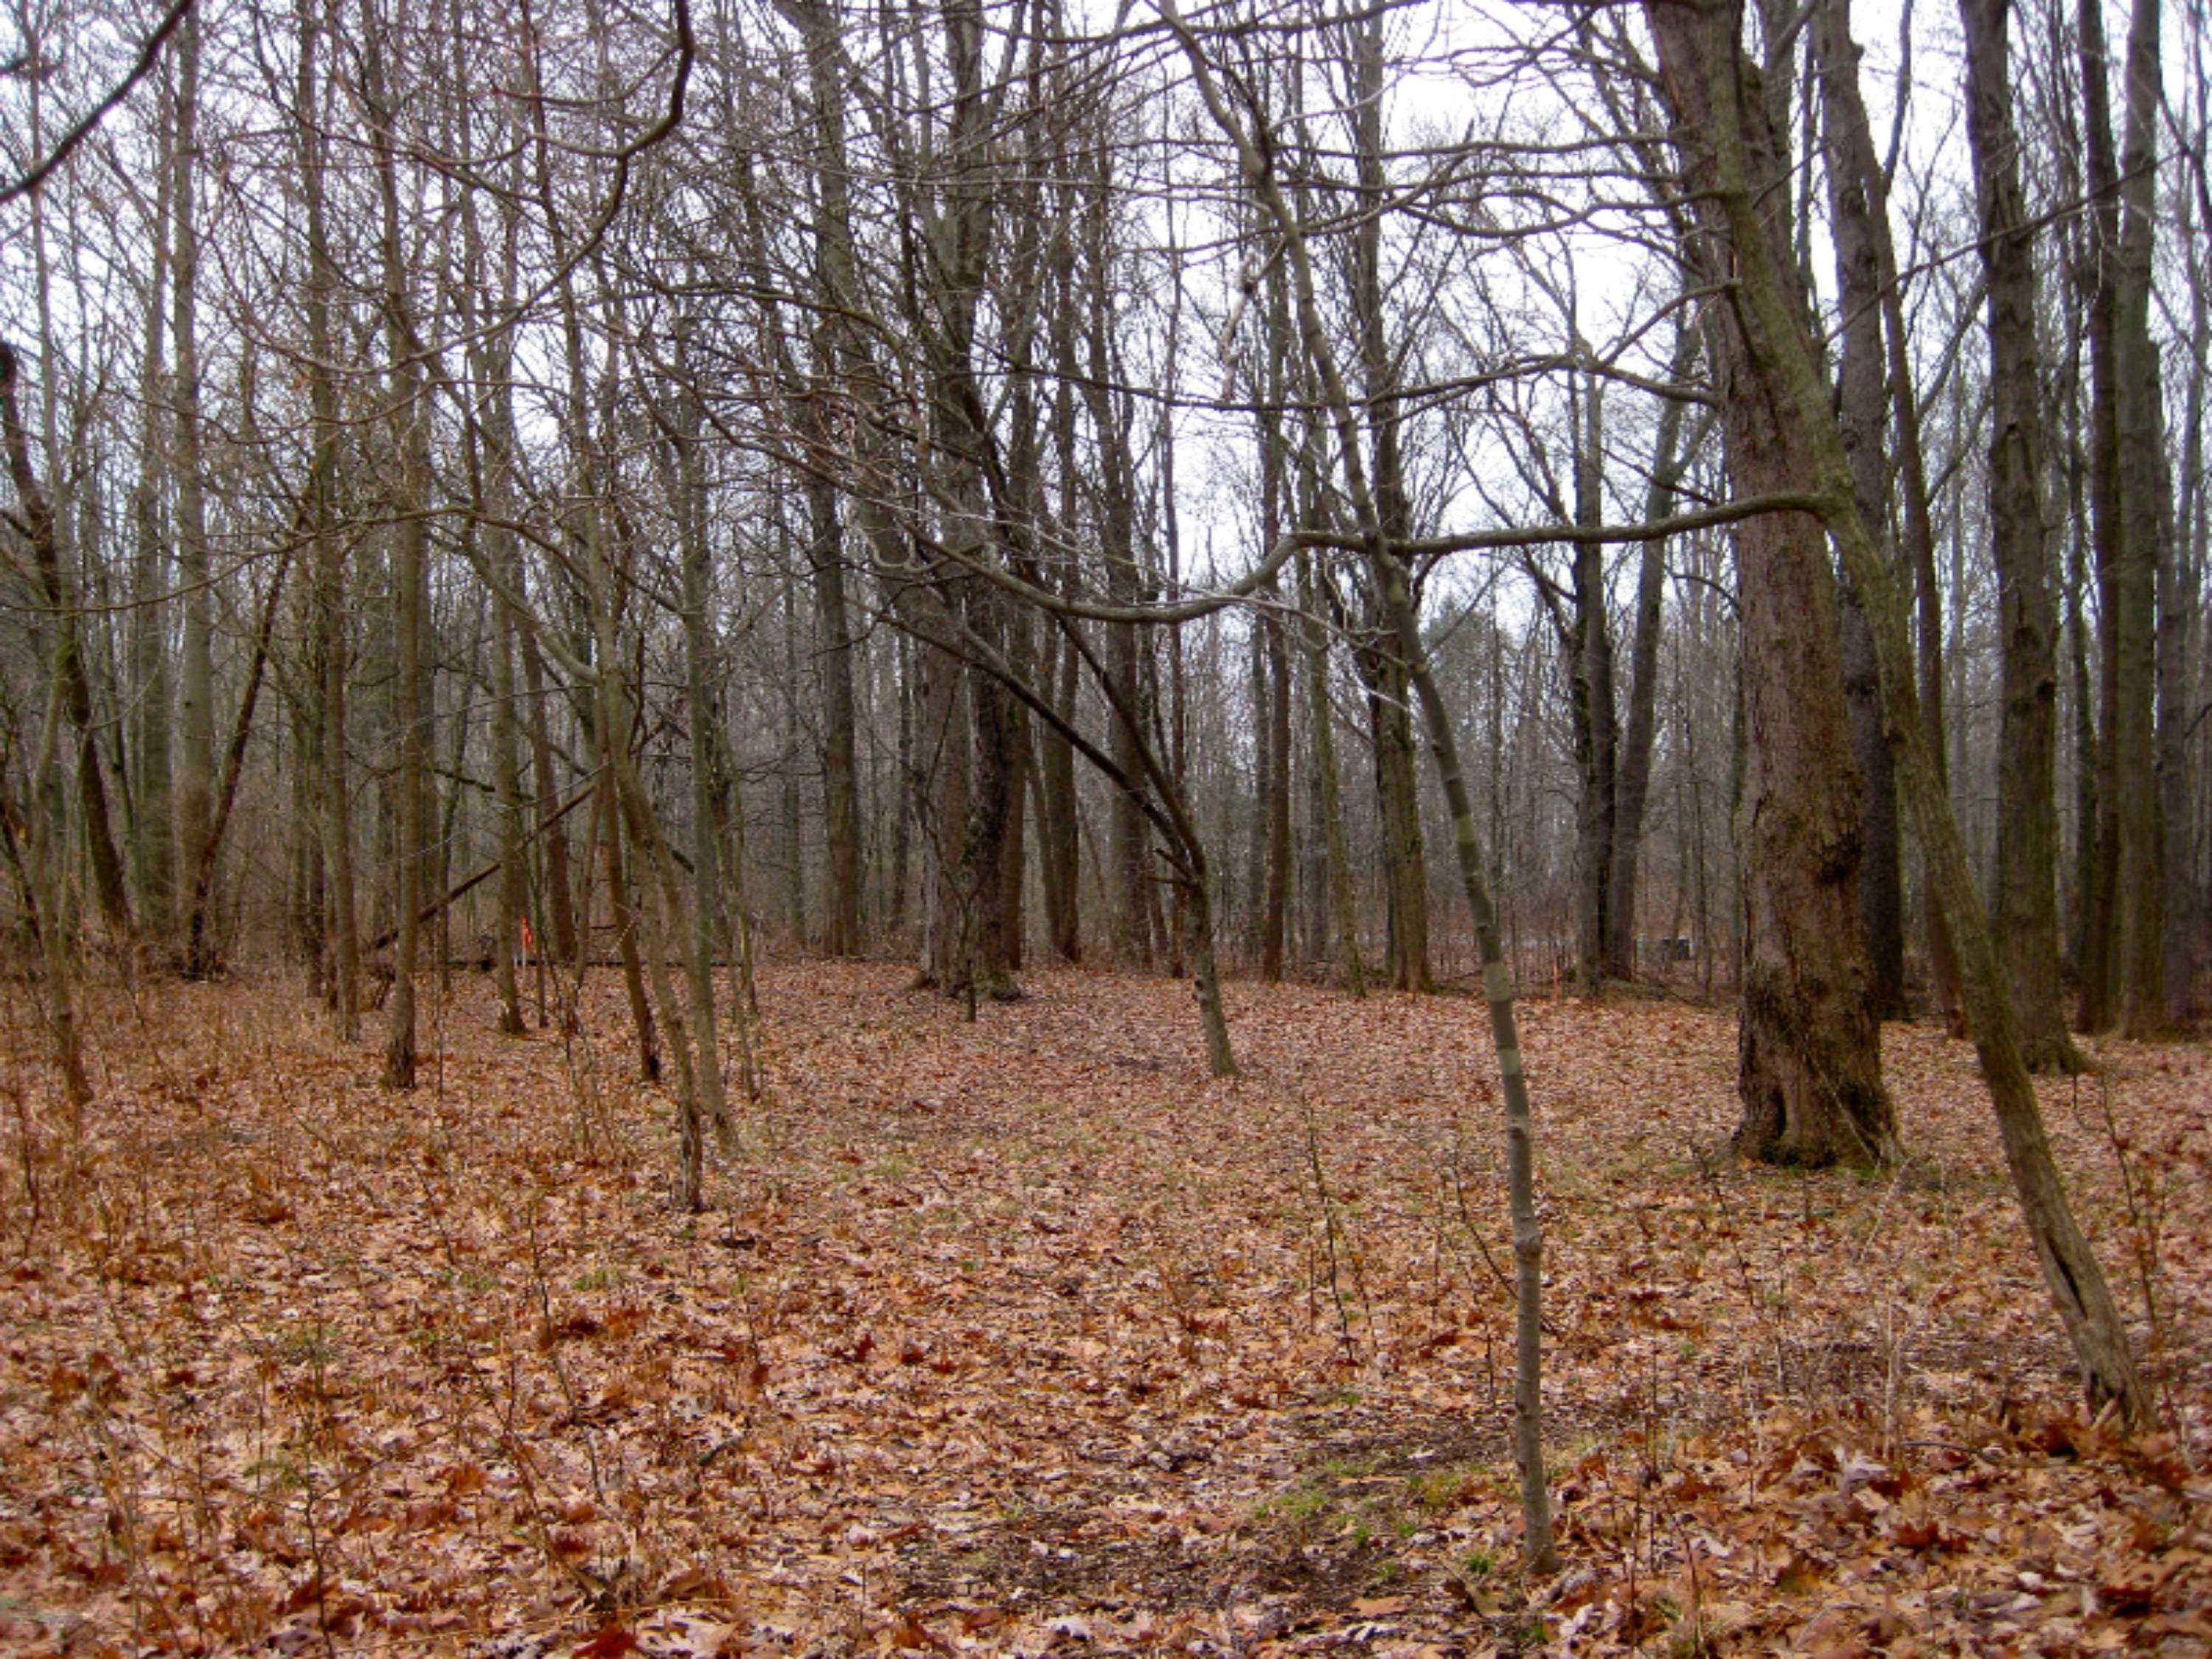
[{"x1": 0, "y1": 964, "x2": 2205, "y2": 1655}]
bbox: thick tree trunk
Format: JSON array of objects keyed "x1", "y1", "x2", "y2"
[
  {"x1": 1360, "y1": 640, "x2": 1431, "y2": 992},
  {"x1": 1349, "y1": 16, "x2": 1428, "y2": 995},
  {"x1": 1657, "y1": 4, "x2": 1895, "y2": 1169}
]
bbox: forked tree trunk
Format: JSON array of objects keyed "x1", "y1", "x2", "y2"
[
  {"x1": 1655, "y1": 10, "x2": 1896, "y2": 1170},
  {"x1": 0, "y1": 344, "x2": 94, "y2": 1107},
  {"x1": 0, "y1": 344, "x2": 132, "y2": 950}
]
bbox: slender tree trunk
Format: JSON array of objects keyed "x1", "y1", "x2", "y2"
[
  {"x1": 1569, "y1": 370, "x2": 1617, "y2": 995},
  {"x1": 1244, "y1": 611, "x2": 1272, "y2": 961},
  {"x1": 521, "y1": 621, "x2": 577, "y2": 975},
  {"x1": 671, "y1": 338, "x2": 733, "y2": 1130},
  {"x1": 1262, "y1": 594, "x2": 1293, "y2": 982},
  {"x1": 1605, "y1": 324, "x2": 1700, "y2": 982},
  {"x1": 129, "y1": 113, "x2": 175, "y2": 947},
  {"x1": 2163, "y1": 153, "x2": 2209, "y2": 1021},
  {"x1": 1957, "y1": 0, "x2": 2087, "y2": 1069},
  {"x1": 1038, "y1": 622, "x2": 1082, "y2": 961},
  {"x1": 297, "y1": 0, "x2": 359, "y2": 1038},
  {"x1": 1166, "y1": 10, "x2": 1554, "y2": 1563},
  {"x1": 451, "y1": 11, "x2": 525, "y2": 1037},
  {"x1": 2077, "y1": 0, "x2": 2125, "y2": 1030},
  {"x1": 172, "y1": 6, "x2": 216, "y2": 974},
  {"x1": 1302, "y1": 554, "x2": 1366, "y2": 996},
  {"x1": 479, "y1": 345, "x2": 528, "y2": 1037},
  {"x1": 488, "y1": 580, "x2": 527, "y2": 1034},
  {"x1": 2107, "y1": 0, "x2": 2167, "y2": 1033},
  {"x1": 1817, "y1": 0, "x2": 1906, "y2": 1018},
  {"x1": 365, "y1": 12, "x2": 428, "y2": 1089}
]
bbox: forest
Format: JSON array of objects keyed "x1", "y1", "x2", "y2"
[{"x1": 1, "y1": 0, "x2": 2209, "y2": 1649}]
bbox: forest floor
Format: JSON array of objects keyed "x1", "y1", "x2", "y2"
[{"x1": 1, "y1": 961, "x2": 2208, "y2": 1658}]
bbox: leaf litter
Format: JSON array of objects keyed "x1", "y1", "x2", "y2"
[{"x1": 0, "y1": 963, "x2": 2207, "y2": 1656}]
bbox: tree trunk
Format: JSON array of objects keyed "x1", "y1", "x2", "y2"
[
  {"x1": 1569, "y1": 370, "x2": 1617, "y2": 995},
  {"x1": 2104, "y1": 0, "x2": 2167, "y2": 1033},
  {"x1": 807, "y1": 462, "x2": 863, "y2": 959},
  {"x1": 173, "y1": 5, "x2": 216, "y2": 975},
  {"x1": 1038, "y1": 621, "x2": 1082, "y2": 961},
  {"x1": 1301, "y1": 554, "x2": 1366, "y2": 996},
  {"x1": 4, "y1": 681, "x2": 92, "y2": 1112},
  {"x1": 1350, "y1": 13, "x2": 1427, "y2": 995},
  {"x1": 2076, "y1": 0, "x2": 2126, "y2": 1030},
  {"x1": 672, "y1": 338, "x2": 733, "y2": 1136},
  {"x1": 365, "y1": 14, "x2": 428, "y2": 1089},
  {"x1": 1957, "y1": 0, "x2": 2087, "y2": 1069},
  {"x1": 1644, "y1": 0, "x2": 2148, "y2": 1419},
  {"x1": 129, "y1": 118, "x2": 175, "y2": 949},
  {"x1": 1658, "y1": 4, "x2": 1896, "y2": 1169},
  {"x1": 1817, "y1": 0, "x2": 1906, "y2": 1020},
  {"x1": 0, "y1": 344, "x2": 133, "y2": 950},
  {"x1": 1605, "y1": 324, "x2": 1700, "y2": 983},
  {"x1": 1262, "y1": 596, "x2": 1293, "y2": 982},
  {"x1": 297, "y1": 0, "x2": 360, "y2": 1038},
  {"x1": 2163, "y1": 156, "x2": 2209, "y2": 1022}
]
